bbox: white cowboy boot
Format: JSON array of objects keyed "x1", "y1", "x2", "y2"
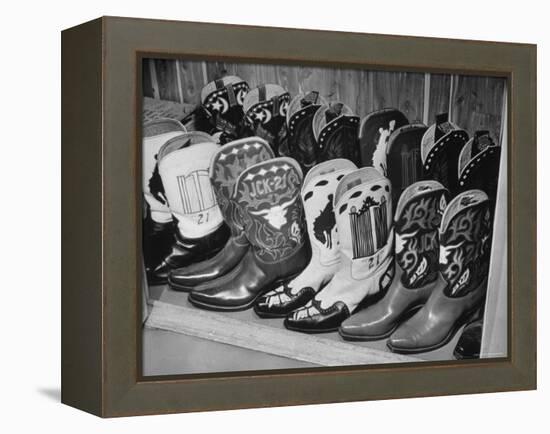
[
  {"x1": 254, "y1": 159, "x2": 357, "y2": 318},
  {"x1": 285, "y1": 167, "x2": 395, "y2": 332},
  {"x1": 151, "y1": 132, "x2": 230, "y2": 283},
  {"x1": 142, "y1": 118, "x2": 186, "y2": 283}
]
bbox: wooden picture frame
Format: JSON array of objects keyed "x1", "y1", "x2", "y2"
[{"x1": 61, "y1": 16, "x2": 536, "y2": 417}]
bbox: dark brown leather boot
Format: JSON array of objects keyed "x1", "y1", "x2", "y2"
[
  {"x1": 421, "y1": 113, "x2": 469, "y2": 196},
  {"x1": 243, "y1": 84, "x2": 290, "y2": 155},
  {"x1": 339, "y1": 180, "x2": 448, "y2": 341},
  {"x1": 188, "y1": 157, "x2": 311, "y2": 311},
  {"x1": 358, "y1": 108, "x2": 409, "y2": 172},
  {"x1": 168, "y1": 137, "x2": 275, "y2": 291},
  {"x1": 386, "y1": 123, "x2": 428, "y2": 206},
  {"x1": 312, "y1": 102, "x2": 361, "y2": 166},
  {"x1": 280, "y1": 91, "x2": 327, "y2": 172},
  {"x1": 387, "y1": 190, "x2": 493, "y2": 354}
]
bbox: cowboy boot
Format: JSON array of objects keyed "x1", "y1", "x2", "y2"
[
  {"x1": 142, "y1": 119, "x2": 187, "y2": 283},
  {"x1": 312, "y1": 102, "x2": 361, "y2": 166},
  {"x1": 387, "y1": 189, "x2": 493, "y2": 354},
  {"x1": 243, "y1": 84, "x2": 290, "y2": 155},
  {"x1": 284, "y1": 167, "x2": 395, "y2": 333},
  {"x1": 358, "y1": 108, "x2": 409, "y2": 172},
  {"x1": 280, "y1": 91, "x2": 327, "y2": 172},
  {"x1": 386, "y1": 123, "x2": 428, "y2": 206},
  {"x1": 421, "y1": 113, "x2": 469, "y2": 196},
  {"x1": 188, "y1": 157, "x2": 311, "y2": 311},
  {"x1": 150, "y1": 132, "x2": 230, "y2": 284},
  {"x1": 458, "y1": 130, "x2": 501, "y2": 204},
  {"x1": 339, "y1": 180, "x2": 448, "y2": 341},
  {"x1": 193, "y1": 75, "x2": 250, "y2": 144},
  {"x1": 168, "y1": 137, "x2": 275, "y2": 291},
  {"x1": 254, "y1": 159, "x2": 357, "y2": 318}
]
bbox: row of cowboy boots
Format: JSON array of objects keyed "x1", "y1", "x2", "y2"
[
  {"x1": 256, "y1": 163, "x2": 395, "y2": 332},
  {"x1": 340, "y1": 185, "x2": 493, "y2": 354},
  {"x1": 188, "y1": 76, "x2": 362, "y2": 171},
  {"x1": 168, "y1": 137, "x2": 311, "y2": 311},
  {"x1": 191, "y1": 74, "x2": 501, "y2": 205},
  {"x1": 142, "y1": 120, "x2": 230, "y2": 285}
]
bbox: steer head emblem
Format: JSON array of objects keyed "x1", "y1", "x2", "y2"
[{"x1": 249, "y1": 196, "x2": 298, "y2": 229}]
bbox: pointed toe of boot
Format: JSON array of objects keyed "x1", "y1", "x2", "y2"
[
  {"x1": 386, "y1": 325, "x2": 421, "y2": 353},
  {"x1": 339, "y1": 308, "x2": 399, "y2": 341}
]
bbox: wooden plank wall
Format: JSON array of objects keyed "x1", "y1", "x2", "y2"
[{"x1": 143, "y1": 58, "x2": 506, "y2": 144}]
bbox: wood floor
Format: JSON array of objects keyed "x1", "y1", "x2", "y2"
[{"x1": 143, "y1": 283, "x2": 463, "y2": 376}]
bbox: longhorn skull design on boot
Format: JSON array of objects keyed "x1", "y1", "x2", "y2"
[
  {"x1": 188, "y1": 157, "x2": 311, "y2": 311},
  {"x1": 168, "y1": 137, "x2": 275, "y2": 291},
  {"x1": 339, "y1": 180, "x2": 448, "y2": 341},
  {"x1": 312, "y1": 102, "x2": 361, "y2": 166},
  {"x1": 254, "y1": 159, "x2": 357, "y2": 318},
  {"x1": 150, "y1": 132, "x2": 230, "y2": 284},
  {"x1": 142, "y1": 118, "x2": 187, "y2": 284},
  {"x1": 387, "y1": 189, "x2": 493, "y2": 354},
  {"x1": 243, "y1": 84, "x2": 290, "y2": 155},
  {"x1": 284, "y1": 167, "x2": 395, "y2": 333},
  {"x1": 421, "y1": 113, "x2": 469, "y2": 196},
  {"x1": 279, "y1": 91, "x2": 327, "y2": 172}
]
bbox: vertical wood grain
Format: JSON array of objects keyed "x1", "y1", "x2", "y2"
[
  {"x1": 370, "y1": 71, "x2": 425, "y2": 122},
  {"x1": 427, "y1": 73, "x2": 451, "y2": 125},
  {"x1": 450, "y1": 75, "x2": 506, "y2": 143}
]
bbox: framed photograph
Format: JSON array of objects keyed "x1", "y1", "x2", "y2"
[{"x1": 61, "y1": 16, "x2": 536, "y2": 417}]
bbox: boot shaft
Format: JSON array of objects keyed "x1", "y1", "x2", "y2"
[
  {"x1": 200, "y1": 75, "x2": 249, "y2": 142},
  {"x1": 157, "y1": 132, "x2": 223, "y2": 239},
  {"x1": 209, "y1": 137, "x2": 275, "y2": 238},
  {"x1": 439, "y1": 189, "x2": 492, "y2": 297},
  {"x1": 142, "y1": 118, "x2": 186, "y2": 223},
  {"x1": 312, "y1": 102, "x2": 361, "y2": 166},
  {"x1": 243, "y1": 84, "x2": 290, "y2": 154},
  {"x1": 233, "y1": 157, "x2": 306, "y2": 263},
  {"x1": 394, "y1": 180, "x2": 448, "y2": 288},
  {"x1": 334, "y1": 167, "x2": 393, "y2": 280},
  {"x1": 283, "y1": 91, "x2": 327, "y2": 171},
  {"x1": 421, "y1": 112, "x2": 469, "y2": 196},
  {"x1": 301, "y1": 159, "x2": 357, "y2": 266},
  {"x1": 458, "y1": 130, "x2": 501, "y2": 204},
  {"x1": 386, "y1": 123, "x2": 428, "y2": 206}
]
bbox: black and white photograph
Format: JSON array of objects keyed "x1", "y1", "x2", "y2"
[{"x1": 140, "y1": 58, "x2": 508, "y2": 376}]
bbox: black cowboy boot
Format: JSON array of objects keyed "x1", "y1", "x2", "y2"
[
  {"x1": 421, "y1": 113, "x2": 469, "y2": 196},
  {"x1": 386, "y1": 123, "x2": 428, "y2": 206},
  {"x1": 280, "y1": 91, "x2": 327, "y2": 172},
  {"x1": 168, "y1": 137, "x2": 275, "y2": 291},
  {"x1": 188, "y1": 157, "x2": 311, "y2": 311},
  {"x1": 194, "y1": 75, "x2": 250, "y2": 143},
  {"x1": 358, "y1": 108, "x2": 409, "y2": 171},
  {"x1": 387, "y1": 190, "x2": 493, "y2": 354},
  {"x1": 457, "y1": 130, "x2": 501, "y2": 204},
  {"x1": 312, "y1": 102, "x2": 361, "y2": 166},
  {"x1": 339, "y1": 180, "x2": 448, "y2": 341},
  {"x1": 243, "y1": 84, "x2": 290, "y2": 155}
]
